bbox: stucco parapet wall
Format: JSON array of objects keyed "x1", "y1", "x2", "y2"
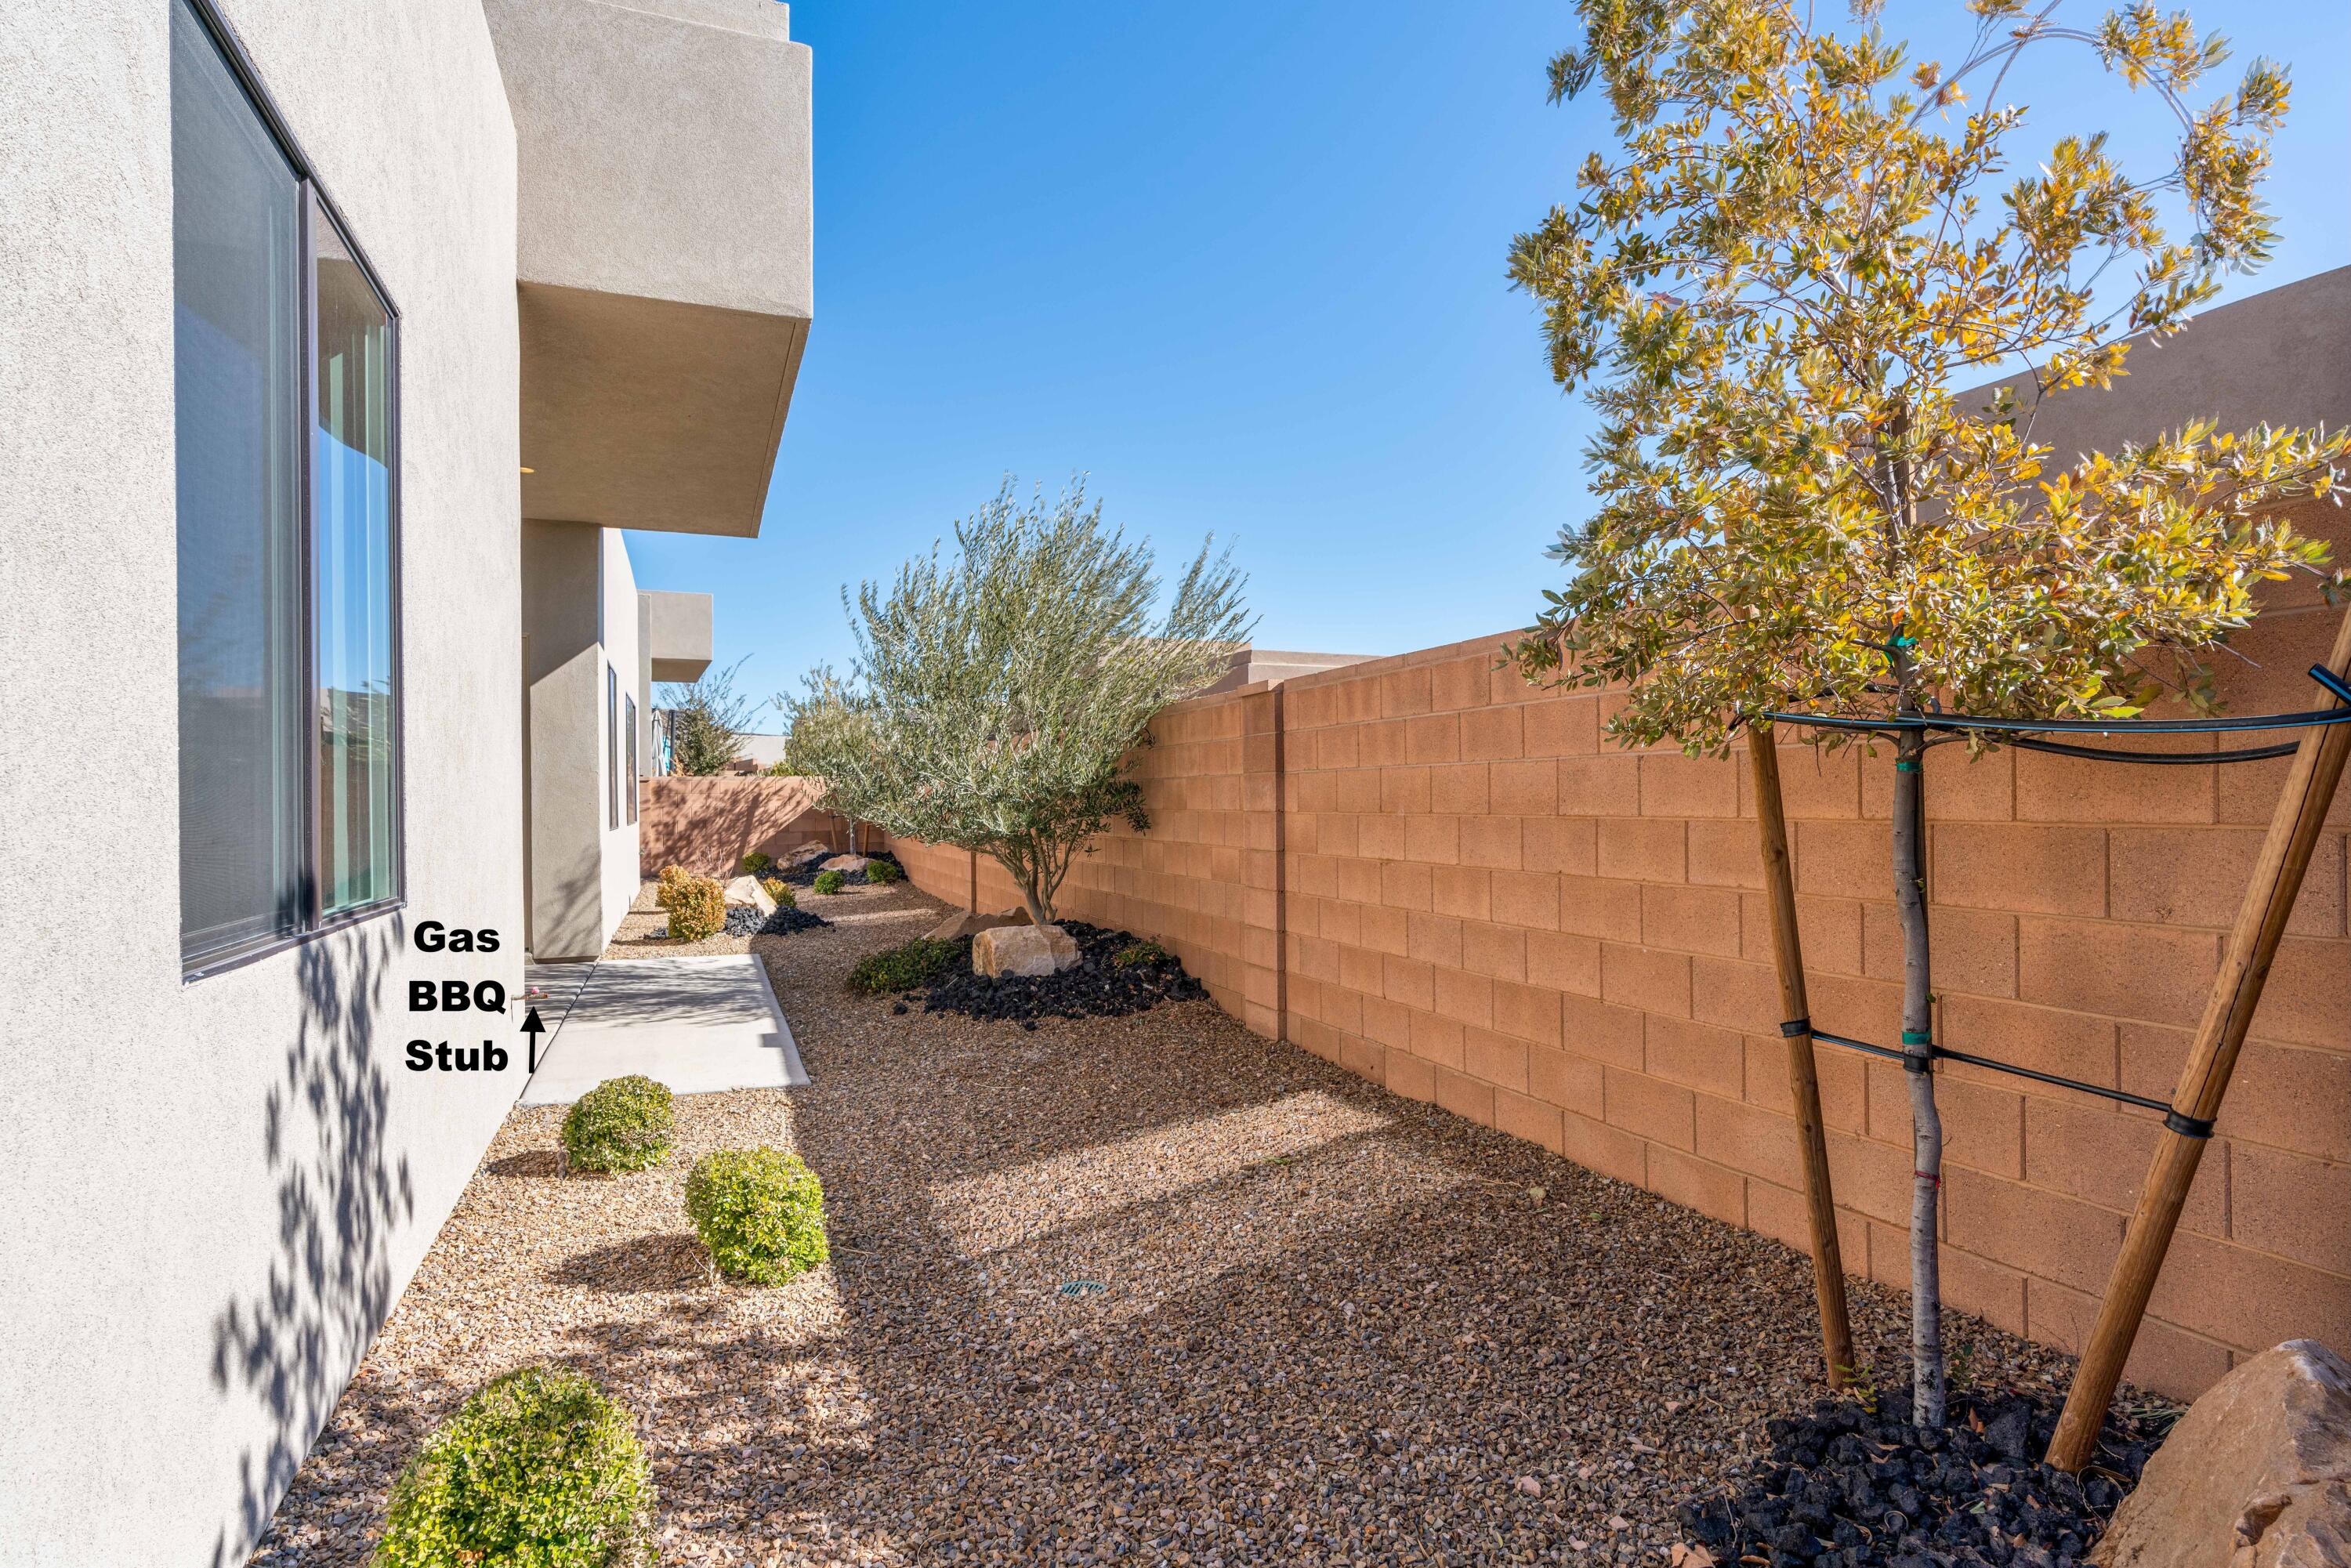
[
  {"x1": 1953, "y1": 264, "x2": 2351, "y2": 462},
  {"x1": 640, "y1": 589, "x2": 713, "y2": 682},
  {"x1": 486, "y1": 0, "x2": 813, "y2": 538},
  {"x1": 485, "y1": 0, "x2": 811, "y2": 320}
]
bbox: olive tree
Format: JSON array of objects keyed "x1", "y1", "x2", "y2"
[
  {"x1": 659, "y1": 657, "x2": 758, "y2": 777},
  {"x1": 781, "y1": 480, "x2": 1253, "y2": 925},
  {"x1": 1506, "y1": 0, "x2": 2346, "y2": 1424}
]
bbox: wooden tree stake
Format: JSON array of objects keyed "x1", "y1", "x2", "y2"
[
  {"x1": 1750, "y1": 730, "x2": 1856, "y2": 1389},
  {"x1": 2049, "y1": 605, "x2": 2351, "y2": 1472}
]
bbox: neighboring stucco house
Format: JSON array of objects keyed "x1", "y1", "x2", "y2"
[{"x1": 0, "y1": 0, "x2": 810, "y2": 1560}]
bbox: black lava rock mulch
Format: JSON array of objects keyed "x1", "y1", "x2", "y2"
[
  {"x1": 723, "y1": 904, "x2": 831, "y2": 937},
  {"x1": 918, "y1": 921, "x2": 1208, "y2": 1024},
  {"x1": 1678, "y1": 1383, "x2": 2168, "y2": 1568},
  {"x1": 767, "y1": 850, "x2": 903, "y2": 889}
]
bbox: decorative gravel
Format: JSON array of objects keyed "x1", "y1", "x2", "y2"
[
  {"x1": 916, "y1": 920, "x2": 1208, "y2": 1023},
  {"x1": 1679, "y1": 1381, "x2": 2167, "y2": 1568},
  {"x1": 769, "y1": 849, "x2": 904, "y2": 889},
  {"x1": 248, "y1": 882, "x2": 2154, "y2": 1566},
  {"x1": 725, "y1": 902, "x2": 831, "y2": 937}
]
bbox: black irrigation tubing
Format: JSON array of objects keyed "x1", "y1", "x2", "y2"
[
  {"x1": 1760, "y1": 663, "x2": 2351, "y2": 764},
  {"x1": 1793, "y1": 1023, "x2": 2212, "y2": 1135}
]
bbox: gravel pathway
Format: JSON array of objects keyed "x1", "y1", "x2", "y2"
[{"x1": 252, "y1": 882, "x2": 2095, "y2": 1566}]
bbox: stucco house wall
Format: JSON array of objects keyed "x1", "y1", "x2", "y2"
[
  {"x1": 598, "y1": 527, "x2": 643, "y2": 940},
  {"x1": 0, "y1": 2, "x2": 525, "y2": 1563}
]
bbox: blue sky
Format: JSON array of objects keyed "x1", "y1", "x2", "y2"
[{"x1": 627, "y1": 0, "x2": 2351, "y2": 722}]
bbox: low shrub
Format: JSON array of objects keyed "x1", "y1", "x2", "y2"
[
  {"x1": 865, "y1": 858, "x2": 903, "y2": 885},
  {"x1": 664, "y1": 875, "x2": 726, "y2": 942},
  {"x1": 374, "y1": 1364, "x2": 652, "y2": 1568},
  {"x1": 561, "y1": 1075, "x2": 675, "y2": 1173},
  {"x1": 655, "y1": 864, "x2": 691, "y2": 903},
  {"x1": 740, "y1": 850, "x2": 773, "y2": 875},
  {"x1": 762, "y1": 878, "x2": 794, "y2": 907},
  {"x1": 684, "y1": 1148, "x2": 830, "y2": 1286},
  {"x1": 1112, "y1": 940, "x2": 1170, "y2": 969},
  {"x1": 846, "y1": 936, "x2": 960, "y2": 995},
  {"x1": 811, "y1": 869, "x2": 847, "y2": 896}
]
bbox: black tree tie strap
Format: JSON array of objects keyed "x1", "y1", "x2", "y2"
[{"x1": 1803, "y1": 1027, "x2": 2226, "y2": 1135}]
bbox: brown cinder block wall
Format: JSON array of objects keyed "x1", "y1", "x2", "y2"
[
  {"x1": 891, "y1": 613, "x2": 2351, "y2": 1400},
  {"x1": 638, "y1": 775, "x2": 859, "y2": 876}
]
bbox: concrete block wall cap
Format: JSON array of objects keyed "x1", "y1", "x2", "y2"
[
  {"x1": 2092, "y1": 1338, "x2": 2351, "y2": 1568},
  {"x1": 972, "y1": 923, "x2": 1080, "y2": 979},
  {"x1": 720, "y1": 875, "x2": 777, "y2": 917}
]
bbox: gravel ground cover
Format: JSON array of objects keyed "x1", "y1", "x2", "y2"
[
  {"x1": 606, "y1": 873, "x2": 904, "y2": 959},
  {"x1": 727, "y1": 904, "x2": 832, "y2": 937},
  {"x1": 252, "y1": 881, "x2": 2140, "y2": 1566},
  {"x1": 916, "y1": 920, "x2": 1209, "y2": 1023},
  {"x1": 767, "y1": 849, "x2": 904, "y2": 889},
  {"x1": 1679, "y1": 1382, "x2": 2167, "y2": 1568}
]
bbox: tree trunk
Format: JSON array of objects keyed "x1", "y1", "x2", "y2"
[
  {"x1": 998, "y1": 848, "x2": 1055, "y2": 926},
  {"x1": 1892, "y1": 733, "x2": 1946, "y2": 1425}
]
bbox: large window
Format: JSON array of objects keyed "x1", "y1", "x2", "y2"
[{"x1": 172, "y1": 0, "x2": 400, "y2": 973}]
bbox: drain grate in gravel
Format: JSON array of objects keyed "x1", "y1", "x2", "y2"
[{"x1": 1678, "y1": 1382, "x2": 2168, "y2": 1568}]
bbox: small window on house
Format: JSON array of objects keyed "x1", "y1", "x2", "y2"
[
  {"x1": 625, "y1": 693, "x2": 639, "y2": 824},
  {"x1": 608, "y1": 664, "x2": 621, "y2": 831},
  {"x1": 173, "y1": 0, "x2": 401, "y2": 973}
]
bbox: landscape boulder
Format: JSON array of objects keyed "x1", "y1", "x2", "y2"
[
  {"x1": 2094, "y1": 1338, "x2": 2351, "y2": 1568},
  {"x1": 820, "y1": 854, "x2": 871, "y2": 874},
  {"x1": 972, "y1": 923, "x2": 1080, "y2": 978},
  {"x1": 779, "y1": 842, "x2": 831, "y2": 868},
  {"x1": 719, "y1": 876, "x2": 777, "y2": 918},
  {"x1": 925, "y1": 909, "x2": 1023, "y2": 943}
]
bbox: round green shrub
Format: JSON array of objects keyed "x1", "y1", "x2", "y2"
[
  {"x1": 740, "y1": 850, "x2": 773, "y2": 875},
  {"x1": 846, "y1": 936, "x2": 958, "y2": 995},
  {"x1": 811, "y1": 869, "x2": 847, "y2": 896},
  {"x1": 684, "y1": 1148, "x2": 829, "y2": 1286},
  {"x1": 663, "y1": 875, "x2": 726, "y2": 942},
  {"x1": 762, "y1": 878, "x2": 794, "y2": 907},
  {"x1": 560, "y1": 1076, "x2": 674, "y2": 1173},
  {"x1": 865, "y1": 858, "x2": 903, "y2": 885},
  {"x1": 374, "y1": 1365, "x2": 651, "y2": 1568}
]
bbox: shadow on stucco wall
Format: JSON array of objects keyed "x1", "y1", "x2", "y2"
[{"x1": 208, "y1": 919, "x2": 414, "y2": 1567}]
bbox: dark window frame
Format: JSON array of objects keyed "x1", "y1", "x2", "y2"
[
  {"x1": 625, "y1": 691, "x2": 639, "y2": 824},
  {"x1": 178, "y1": 0, "x2": 406, "y2": 983},
  {"x1": 608, "y1": 664, "x2": 621, "y2": 831}
]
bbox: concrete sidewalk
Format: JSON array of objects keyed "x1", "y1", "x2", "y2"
[{"x1": 519, "y1": 955, "x2": 807, "y2": 1106}]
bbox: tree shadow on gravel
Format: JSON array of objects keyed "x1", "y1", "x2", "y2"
[
  {"x1": 639, "y1": 1000, "x2": 1962, "y2": 1564},
  {"x1": 483, "y1": 1148, "x2": 563, "y2": 1178},
  {"x1": 209, "y1": 922, "x2": 415, "y2": 1568},
  {"x1": 549, "y1": 1234, "x2": 714, "y2": 1294}
]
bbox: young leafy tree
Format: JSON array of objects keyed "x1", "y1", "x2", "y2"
[
  {"x1": 660, "y1": 656, "x2": 758, "y2": 777},
  {"x1": 781, "y1": 480, "x2": 1254, "y2": 925},
  {"x1": 1506, "y1": 0, "x2": 2346, "y2": 1425}
]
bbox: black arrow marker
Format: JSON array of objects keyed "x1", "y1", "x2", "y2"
[{"x1": 520, "y1": 1007, "x2": 547, "y2": 1074}]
